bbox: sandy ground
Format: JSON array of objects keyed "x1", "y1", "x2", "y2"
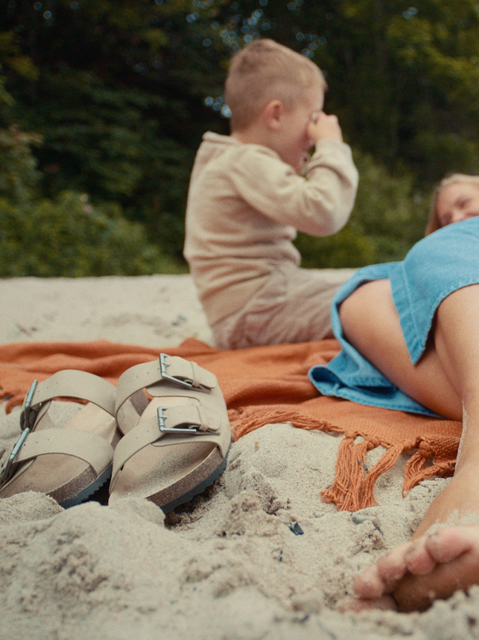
[{"x1": 1, "y1": 275, "x2": 477, "y2": 640}]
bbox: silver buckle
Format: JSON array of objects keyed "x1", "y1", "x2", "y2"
[
  {"x1": 157, "y1": 407, "x2": 199, "y2": 435},
  {"x1": 21, "y1": 379, "x2": 40, "y2": 431},
  {"x1": 1, "y1": 380, "x2": 38, "y2": 484},
  {"x1": 159, "y1": 354, "x2": 194, "y2": 389}
]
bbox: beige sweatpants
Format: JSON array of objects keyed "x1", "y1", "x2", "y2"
[{"x1": 211, "y1": 265, "x2": 357, "y2": 349}]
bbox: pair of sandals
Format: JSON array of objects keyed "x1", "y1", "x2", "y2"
[{"x1": 0, "y1": 354, "x2": 231, "y2": 512}]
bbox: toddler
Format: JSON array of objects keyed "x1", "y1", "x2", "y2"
[{"x1": 184, "y1": 39, "x2": 358, "y2": 349}]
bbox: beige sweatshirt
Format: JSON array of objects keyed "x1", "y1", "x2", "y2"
[{"x1": 184, "y1": 132, "x2": 358, "y2": 325}]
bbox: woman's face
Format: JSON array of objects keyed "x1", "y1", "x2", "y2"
[{"x1": 436, "y1": 182, "x2": 479, "y2": 227}]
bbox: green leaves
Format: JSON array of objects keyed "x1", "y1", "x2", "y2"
[
  {"x1": 0, "y1": 191, "x2": 177, "y2": 277},
  {"x1": 0, "y1": 125, "x2": 42, "y2": 203},
  {"x1": 296, "y1": 150, "x2": 424, "y2": 268},
  {"x1": 1, "y1": 0, "x2": 479, "y2": 273}
]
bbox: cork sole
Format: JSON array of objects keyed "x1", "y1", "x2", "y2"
[{"x1": 0, "y1": 403, "x2": 119, "y2": 508}]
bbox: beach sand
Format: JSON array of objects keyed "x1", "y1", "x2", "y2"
[{"x1": 1, "y1": 274, "x2": 477, "y2": 640}]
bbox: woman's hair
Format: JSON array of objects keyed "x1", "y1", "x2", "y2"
[
  {"x1": 225, "y1": 39, "x2": 326, "y2": 132},
  {"x1": 426, "y1": 173, "x2": 479, "y2": 235}
]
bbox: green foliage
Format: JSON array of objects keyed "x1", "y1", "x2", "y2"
[
  {"x1": 207, "y1": 0, "x2": 479, "y2": 184},
  {"x1": 0, "y1": 72, "x2": 14, "y2": 107},
  {"x1": 0, "y1": 118, "x2": 179, "y2": 277},
  {"x1": 0, "y1": 31, "x2": 38, "y2": 81},
  {"x1": 0, "y1": 0, "x2": 478, "y2": 273},
  {"x1": 352, "y1": 151, "x2": 426, "y2": 255},
  {"x1": 0, "y1": 125, "x2": 42, "y2": 203},
  {"x1": 295, "y1": 222, "x2": 377, "y2": 269},
  {"x1": 295, "y1": 151, "x2": 427, "y2": 268},
  {"x1": 0, "y1": 191, "x2": 178, "y2": 277},
  {"x1": 0, "y1": 0, "x2": 232, "y2": 262}
]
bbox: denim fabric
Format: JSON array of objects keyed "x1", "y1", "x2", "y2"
[{"x1": 309, "y1": 217, "x2": 479, "y2": 417}]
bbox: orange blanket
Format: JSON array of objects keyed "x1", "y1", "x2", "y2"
[{"x1": 0, "y1": 338, "x2": 462, "y2": 511}]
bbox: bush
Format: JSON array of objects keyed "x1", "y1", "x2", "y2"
[
  {"x1": 295, "y1": 150, "x2": 429, "y2": 269},
  {"x1": 0, "y1": 190, "x2": 180, "y2": 277},
  {"x1": 0, "y1": 125, "x2": 42, "y2": 203}
]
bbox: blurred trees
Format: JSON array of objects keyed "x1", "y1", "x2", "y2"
[
  {"x1": 0, "y1": 190, "x2": 177, "y2": 276},
  {"x1": 208, "y1": 0, "x2": 479, "y2": 178},
  {"x1": 206, "y1": 0, "x2": 479, "y2": 264},
  {"x1": 0, "y1": 0, "x2": 230, "y2": 272},
  {"x1": 1, "y1": 0, "x2": 479, "y2": 274}
]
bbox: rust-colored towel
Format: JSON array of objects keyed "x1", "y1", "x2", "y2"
[{"x1": 0, "y1": 338, "x2": 462, "y2": 511}]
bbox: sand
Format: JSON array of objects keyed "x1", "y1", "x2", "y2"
[{"x1": 1, "y1": 274, "x2": 478, "y2": 640}]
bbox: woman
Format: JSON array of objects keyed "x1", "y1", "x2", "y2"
[
  {"x1": 426, "y1": 173, "x2": 479, "y2": 234},
  {"x1": 310, "y1": 175, "x2": 479, "y2": 612}
]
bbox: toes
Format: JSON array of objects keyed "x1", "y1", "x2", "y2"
[
  {"x1": 375, "y1": 542, "x2": 412, "y2": 581},
  {"x1": 391, "y1": 526, "x2": 479, "y2": 612},
  {"x1": 354, "y1": 542, "x2": 413, "y2": 598},
  {"x1": 353, "y1": 526, "x2": 479, "y2": 613},
  {"x1": 404, "y1": 543, "x2": 436, "y2": 575},
  {"x1": 353, "y1": 566, "x2": 387, "y2": 598},
  {"x1": 426, "y1": 526, "x2": 477, "y2": 563},
  {"x1": 339, "y1": 595, "x2": 397, "y2": 613}
]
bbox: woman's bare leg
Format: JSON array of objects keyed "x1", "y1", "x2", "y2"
[
  {"x1": 339, "y1": 281, "x2": 479, "y2": 611},
  {"x1": 339, "y1": 279, "x2": 462, "y2": 420}
]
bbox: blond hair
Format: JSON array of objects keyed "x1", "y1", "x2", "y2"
[
  {"x1": 426, "y1": 173, "x2": 479, "y2": 235},
  {"x1": 225, "y1": 39, "x2": 326, "y2": 132}
]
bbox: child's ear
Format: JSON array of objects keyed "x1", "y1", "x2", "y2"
[{"x1": 262, "y1": 100, "x2": 284, "y2": 131}]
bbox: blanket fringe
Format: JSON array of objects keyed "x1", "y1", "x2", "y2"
[
  {"x1": 403, "y1": 445, "x2": 455, "y2": 495},
  {"x1": 321, "y1": 437, "x2": 369, "y2": 511},
  {"x1": 1, "y1": 390, "x2": 23, "y2": 413},
  {"x1": 229, "y1": 408, "x2": 334, "y2": 441},
  {"x1": 230, "y1": 407, "x2": 459, "y2": 512},
  {"x1": 360, "y1": 443, "x2": 405, "y2": 510},
  {"x1": 231, "y1": 409, "x2": 408, "y2": 512},
  {"x1": 320, "y1": 439, "x2": 404, "y2": 511}
]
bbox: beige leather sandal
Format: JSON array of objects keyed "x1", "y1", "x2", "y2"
[
  {"x1": 109, "y1": 354, "x2": 231, "y2": 512},
  {"x1": 0, "y1": 370, "x2": 118, "y2": 507}
]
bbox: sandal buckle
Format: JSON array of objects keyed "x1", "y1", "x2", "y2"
[
  {"x1": 159, "y1": 354, "x2": 194, "y2": 390},
  {"x1": 1, "y1": 380, "x2": 38, "y2": 483},
  {"x1": 21, "y1": 379, "x2": 40, "y2": 431},
  {"x1": 159, "y1": 354, "x2": 213, "y2": 392},
  {"x1": 157, "y1": 407, "x2": 199, "y2": 435}
]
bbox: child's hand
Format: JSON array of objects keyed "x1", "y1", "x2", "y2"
[{"x1": 308, "y1": 112, "x2": 343, "y2": 144}]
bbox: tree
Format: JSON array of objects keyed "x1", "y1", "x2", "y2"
[
  {"x1": 0, "y1": 0, "x2": 231, "y2": 261},
  {"x1": 203, "y1": 0, "x2": 479, "y2": 183},
  {"x1": 1, "y1": 0, "x2": 479, "y2": 270}
]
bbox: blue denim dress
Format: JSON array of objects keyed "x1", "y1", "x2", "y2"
[{"x1": 309, "y1": 216, "x2": 479, "y2": 416}]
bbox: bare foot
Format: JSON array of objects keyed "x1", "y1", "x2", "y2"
[
  {"x1": 339, "y1": 594, "x2": 397, "y2": 613},
  {"x1": 352, "y1": 525, "x2": 479, "y2": 612}
]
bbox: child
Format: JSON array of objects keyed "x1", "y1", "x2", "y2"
[{"x1": 184, "y1": 39, "x2": 358, "y2": 349}]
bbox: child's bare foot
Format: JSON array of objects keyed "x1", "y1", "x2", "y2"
[{"x1": 351, "y1": 525, "x2": 479, "y2": 612}]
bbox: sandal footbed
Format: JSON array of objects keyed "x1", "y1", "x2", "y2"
[{"x1": 0, "y1": 402, "x2": 118, "y2": 506}]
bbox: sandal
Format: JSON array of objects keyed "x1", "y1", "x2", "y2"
[
  {"x1": 109, "y1": 354, "x2": 231, "y2": 512},
  {"x1": 0, "y1": 370, "x2": 118, "y2": 507}
]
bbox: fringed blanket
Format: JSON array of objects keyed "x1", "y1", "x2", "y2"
[{"x1": 0, "y1": 338, "x2": 462, "y2": 511}]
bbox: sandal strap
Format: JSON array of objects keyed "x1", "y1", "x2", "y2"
[
  {"x1": 2, "y1": 371, "x2": 116, "y2": 485},
  {"x1": 22, "y1": 370, "x2": 116, "y2": 427},
  {"x1": 110, "y1": 405, "x2": 223, "y2": 492},
  {"x1": 157, "y1": 405, "x2": 220, "y2": 433},
  {"x1": 0, "y1": 428, "x2": 114, "y2": 488},
  {"x1": 115, "y1": 354, "x2": 217, "y2": 415}
]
